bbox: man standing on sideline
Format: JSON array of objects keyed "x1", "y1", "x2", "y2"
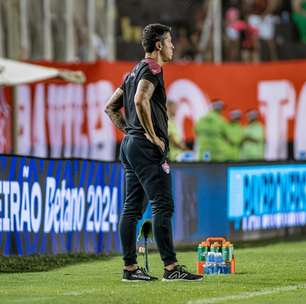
[{"x1": 105, "y1": 23, "x2": 202, "y2": 282}]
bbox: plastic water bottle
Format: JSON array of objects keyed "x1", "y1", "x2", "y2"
[
  {"x1": 205, "y1": 252, "x2": 231, "y2": 275},
  {"x1": 219, "y1": 262, "x2": 225, "y2": 274},
  {"x1": 215, "y1": 252, "x2": 224, "y2": 263},
  {"x1": 204, "y1": 264, "x2": 212, "y2": 274},
  {"x1": 207, "y1": 252, "x2": 215, "y2": 263},
  {"x1": 213, "y1": 263, "x2": 218, "y2": 274},
  {"x1": 205, "y1": 252, "x2": 215, "y2": 274}
]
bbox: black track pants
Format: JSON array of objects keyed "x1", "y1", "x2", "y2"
[{"x1": 119, "y1": 134, "x2": 177, "y2": 267}]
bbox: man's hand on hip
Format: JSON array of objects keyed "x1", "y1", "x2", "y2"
[{"x1": 145, "y1": 133, "x2": 165, "y2": 152}]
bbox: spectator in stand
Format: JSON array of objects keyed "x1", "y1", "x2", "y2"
[
  {"x1": 257, "y1": 13, "x2": 279, "y2": 60},
  {"x1": 240, "y1": 21, "x2": 260, "y2": 62},
  {"x1": 248, "y1": 0, "x2": 281, "y2": 61},
  {"x1": 238, "y1": 0, "x2": 260, "y2": 63},
  {"x1": 224, "y1": 6, "x2": 245, "y2": 61},
  {"x1": 292, "y1": 0, "x2": 306, "y2": 44}
]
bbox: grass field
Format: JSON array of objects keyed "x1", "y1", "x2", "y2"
[{"x1": 0, "y1": 239, "x2": 306, "y2": 304}]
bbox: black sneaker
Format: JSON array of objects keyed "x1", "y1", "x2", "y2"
[
  {"x1": 122, "y1": 267, "x2": 158, "y2": 282},
  {"x1": 162, "y1": 265, "x2": 203, "y2": 282}
]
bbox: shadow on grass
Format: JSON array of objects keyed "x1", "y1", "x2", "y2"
[{"x1": 0, "y1": 253, "x2": 117, "y2": 273}]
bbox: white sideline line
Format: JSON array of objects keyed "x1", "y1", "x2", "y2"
[
  {"x1": 4, "y1": 289, "x2": 97, "y2": 303},
  {"x1": 63, "y1": 289, "x2": 97, "y2": 296},
  {"x1": 5, "y1": 297, "x2": 54, "y2": 303},
  {"x1": 187, "y1": 284, "x2": 306, "y2": 304}
]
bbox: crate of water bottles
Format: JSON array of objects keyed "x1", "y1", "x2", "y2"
[
  {"x1": 196, "y1": 237, "x2": 236, "y2": 275},
  {"x1": 204, "y1": 252, "x2": 231, "y2": 274}
]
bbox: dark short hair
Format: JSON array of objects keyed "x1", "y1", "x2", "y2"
[{"x1": 142, "y1": 23, "x2": 171, "y2": 53}]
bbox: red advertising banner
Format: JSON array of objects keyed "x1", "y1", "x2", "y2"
[{"x1": 7, "y1": 60, "x2": 306, "y2": 160}]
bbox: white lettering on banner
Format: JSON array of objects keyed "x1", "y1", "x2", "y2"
[
  {"x1": 0, "y1": 180, "x2": 43, "y2": 232},
  {"x1": 53, "y1": 182, "x2": 62, "y2": 233},
  {"x1": 44, "y1": 177, "x2": 80, "y2": 233},
  {"x1": 72, "y1": 85, "x2": 88, "y2": 158},
  {"x1": 87, "y1": 81, "x2": 116, "y2": 161},
  {"x1": 2, "y1": 181, "x2": 10, "y2": 231},
  {"x1": 16, "y1": 85, "x2": 31, "y2": 155},
  {"x1": 63, "y1": 85, "x2": 73, "y2": 158},
  {"x1": 242, "y1": 212, "x2": 306, "y2": 231},
  {"x1": 20, "y1": 166, "x2": 31, "y2": 231},
  {"x1": 75, "y1": 188, "x2": 85, "y2": 231},
  {"x1": 16, "y1": 78, "x2": 306, "y2": 161},
  {"x1": 20, "y1": 181, "x2": 31, "y2": 231},
  {"x1": 60, "y1": 180, "x2": 67, "y2": 233},
  {"x1": 85, "y1": 185, "x2": 117, "y2": 232},
  {"x1": 23, "y1": 166, "x2": 29, "y2": 178},
  {"x1": 294, "y1": 83, "x2": 306, "y2": 159},
  {"x1": 10, "y1": 181, "x2": 20, "y2": 231},
  {"x1": 94, "y1": 185, "x2": 103, "y2": 232},
  {"x1": 86, "y1": 185, "x2": 95, "y2": 231},
  {"x1": 33, "y1": 84, "x2": 47, "y2": 157},
  {"x1": 109, "y1": 187, "x2": 118, "y2": 232},
  {"x1": 48, "y1": 85, "x2": 65, "y2": 157},
  {"x1": 63, "y1": 188, "x2": 72, "y2": 232},
  {"x1": 44, "y1": 177, "x2": 55, "y2": 233},
  {"x1": 0, "y1": 172, "x2": 119, "y2": 233},
  {"x1": 18, "y1": 82, "x2": 116, "y2": 160},
  {"x1": 258, "y1": 80, "x2": 295, "y2": 160},
  {"x1": 167, "y1": 79, "x2": 210, "y2": 138},
  {"x1": 30, "y1": 182, "x2": 42, "y2": 233},
  {"x1": 167, "y1": 79, "x2": 306, "y2": 160},
  {"x1": 101, "y1": 186, "x2": 110, "y2": 232}
]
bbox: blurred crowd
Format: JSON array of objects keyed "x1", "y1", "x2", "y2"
[
  {"x1": 168, "y1": 100, "x2": 265, "y2": 162},
  {"x1": 1, "y1": 0, "x2": 306, "y2": 62},
  {"x1": 173, "y1": 0, "x2": 306, "y2": 62}
]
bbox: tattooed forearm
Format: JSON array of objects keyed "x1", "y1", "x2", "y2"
[
  {"x1": 105, "y1": 88, "x2": 126, "y2": 132},
  {"x1": 107, "y1": 111, "x2": 126, "y2": 132},
  {"x1": 134, "y1": 79, "x2": 157, "y2": 140}
]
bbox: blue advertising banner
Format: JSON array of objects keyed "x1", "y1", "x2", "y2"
[
  {"x1": 3, "y1": 156, "x2": 305, "y2": 256},
  {"x1": 137, "y1": 163, "x2": 230, "y2": 243},
  {"x1": 228, "y1": 164, "x2": 306, "y2": 232},
  {"x1": 0, "y1": 156, "x2": 123, "y2": 255},
  {"x1": 172, "y1": 164, "x2": 229, "y2": 242}
]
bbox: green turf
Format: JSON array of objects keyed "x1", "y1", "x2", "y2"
[{"x1": 0, "y1": 240, "x2": 306, "y2": 304}]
